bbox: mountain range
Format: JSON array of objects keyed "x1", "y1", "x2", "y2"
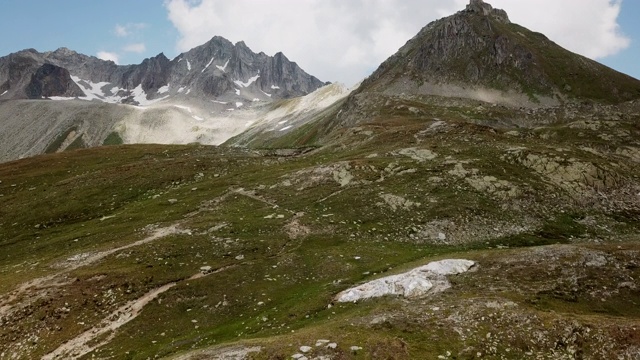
[
  {"x1": 0, "y1": 36, "x2": 325, "y2": 104},
  {"x1": 2, "y1": 1, "x2": 640, "y2": 359},
  {"x1": 0, "y1": 36, "x2": 334, "y2": 162}
]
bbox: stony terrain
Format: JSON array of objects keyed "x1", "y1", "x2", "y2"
[{"x1": 1, "y1": 93, "x2": 639, "y2": 358}]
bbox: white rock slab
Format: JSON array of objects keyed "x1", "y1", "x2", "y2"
[{"x1": 335, "y1": 259, "x2": 475, "y2": 302}]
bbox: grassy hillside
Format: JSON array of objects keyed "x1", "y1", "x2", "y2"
[{"x1": 1, "y1": 93, "x2": 640, "y2": 359}]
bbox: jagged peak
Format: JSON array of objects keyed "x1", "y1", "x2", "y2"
[
  {"x1": 204, "y1": 35, "x2": 233, "y2": 48},
  {"x1": 465, "y1": 0, "x2": 510, "y2": 23},
  {"x1": 153, "y1": 52, "x2": 169, "y2": 61},
  {"x1": 52, "y1": 47, "x2": 79, "y2": 56}
]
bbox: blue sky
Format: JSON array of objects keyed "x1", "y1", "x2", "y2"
[
  {"x1": 0, "y1": 0, "x2": 638, "y2": 84},
  {"x1": 0, "y1": 1, "x2": 177, "y2": 64},
  {"x1": 598, "y1": 0, "x2": 640, "y2": 81}
]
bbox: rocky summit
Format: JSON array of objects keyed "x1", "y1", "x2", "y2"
[
  {"x1": 1, "y1": 1, "x2": 640, "y2": 359},
  {"x1": 352, "y1": 0, "x2": 640, "y2": 108}
]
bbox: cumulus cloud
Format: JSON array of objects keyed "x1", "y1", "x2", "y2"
[
  {"x1": 123, "y1": 43, "x2": 147, "y2": 53},
  {"x1": 165, "y1": 0, "x2": 630, "y2": 85},
  {"x1": 114, "y1": 23, "x2": 148, "y2": 38},
  {"x1": 97, "y1": 51, "x2": 119, "y2": 64},
  {"x1": 489, "y1": 0, "x2": 630, "y2": 59}
]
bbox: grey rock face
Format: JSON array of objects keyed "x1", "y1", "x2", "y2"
[
  {"x1": 25, "y1": 64, "x2": 84, "y2": 99},
  {"x1": 0, "y1": 36, "x2": 326, "y2": 105},
  {"x1": 466, "y1": 0, "x2": 510, "y2": 23},
  {"x1": 0, "y1": 49, "x2": 45, "y2": 99},
  {"x1": 167, "y1": 37, "x2": 327, "y2": 101}
]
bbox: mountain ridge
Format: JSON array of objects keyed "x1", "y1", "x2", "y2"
[
  {"x1": 0, "y1": 35, "x2": 327, "y2": 105},
  {"x1": 0, "y1": 36, "x2": 333, "y2": 162}
]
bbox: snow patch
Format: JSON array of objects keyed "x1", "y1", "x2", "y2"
[
  {"x1": 192, "y1": 116, "x2": 204, "y2": 121},
  {"x1": 252, "y1": 98, "x2": 260, "y2": 102},
  {"x1": 173, "y1": 105, "x2": 192, "y2": 113},
  {"x1": 235, "y1": 102, "x2": 243, "y2": 108},
  {"x1": 261, "y1": 90, "x2": 272, "y2": 97},
  {"x1": 185, "y1": 88, "x2": 191, "y2": 95},
  {"x1": 216, "y1": 59, "x2": 229, "y2": 72},
  {"x1": 69, "y1": 76, "x2": 126, "y2": 103},
  {"x1": 177, "y1": 87, "x2": 186, "y2": 93},
  {"x1": 48, "y1": 96, "x2": 76, "y2": 101},
  {"x1": 335, "y1": 259, "x2": 475, "y2": 302},
  {"x1": 234, "y1": 74, "x2": 260, "y2": 88},
  {"x1": 157, "y1": 85, "x2": 169, "y2": 94},
  {"x1": 271, "y1": 85, "x2": 280, "y2": 90},
  {"x1": 131, "y1": 84, "x2": 168, "y2": 107},
  {"x1": 235, "y1": 89, "x2": 241, "y2": 96},
  {"x1": 186, "y1": 59, "x2": 191, "y2": 71},
  {"x1": 212, "y1": 100, "x2": 228, "y2": 105},
  {"x1": 202, "y1": 57, "x2": 214, "y2": 72},
  {"x1": 279, "y1": 125, "x2": 292, "y2": 132},
  {"x1": 1, "y1": 90, "x2": 7, "y2": 96}
]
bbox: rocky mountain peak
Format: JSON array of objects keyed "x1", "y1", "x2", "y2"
[
  {"x1": 52, "y1": 47, "x2": 79, "y2": 57},
  {"x1": 203, "y1": 36, "x2": 234, "y2": 50},
  {"x1": 349, "y1": 0, "x2": 640, "y2": 108},
  {"x1": 465, "y1": 0, "x2": 510, "y2": 23}
]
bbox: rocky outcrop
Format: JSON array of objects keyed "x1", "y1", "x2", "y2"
[
  {"x1": 335, "y1": 259, "x2": 475, "y2": 302},
  {"x1": 24, "y1": 64, "x2": 84, "y2": 99},
  {"x1": 466, "y1": 0, "x2": 510, "y2": 23}
]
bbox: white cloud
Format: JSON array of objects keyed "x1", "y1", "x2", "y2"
[
  {"x1": 97, "y1": 51, "x2": 120, "y2": 64},
  {"x1": 489, "y1": 0, "x2": 630, "y2": 59},
  {"x1": 123, "y1": 43, "x2": 146, "y2": 53},
  {"x1": 114, "y1": 24, "x2": 128, "y2": 37},
  {"x1": 113, "y1": 23, "x2": 148, "y2": 38},
  {"x1": 165, "y1": 0, "x2": 630, "y2": 86}
]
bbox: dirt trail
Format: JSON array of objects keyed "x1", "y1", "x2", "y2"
[
  {"x1": 42, "y1": 264, "x2": 237, "y2": 360},
  {"x1": 41, "y1": 282, "x2": 177, "y2": 360},
  {"x1": 171, "y1": 345, "x2": 262, "y2": 360},
  {"x1": 232, "y1": 188, "x2": 281, "y2": 209},
  {"x1": 0, "y1": 225, "x2": 189, "y2": 319}
]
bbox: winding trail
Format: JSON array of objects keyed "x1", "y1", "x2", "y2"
[
  {"x1": 41, "y1": 264, "x2": 237, "y2": 360},
  {"x1": 41, "y1": 283, "x2": 177, "y2": 360},
  {"x1": 0, "y1": 225, "x2": 189, "y2": 320}
]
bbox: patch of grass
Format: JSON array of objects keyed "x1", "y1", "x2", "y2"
[
  {"x1": 44, "y1": 126, "x2": 77, "y2": 153},
  {"x1": 103, "y1": 131, "x2": 124, "y2": 146},
  {"x1": 65, "y1": 134, "x2": 86, "y2": 151}
]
